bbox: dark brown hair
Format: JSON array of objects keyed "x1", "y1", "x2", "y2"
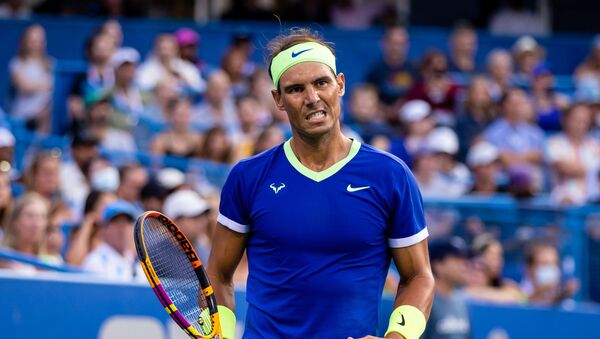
[{"x1": 266, "y1": 27, "x2": 335, "y2": 91}]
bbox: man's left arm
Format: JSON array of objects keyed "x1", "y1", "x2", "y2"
[
  {"x1": 356, "y1": 239, "x2": 434, "y2": 339},
  {"x1": 387, "y1": 239, "x2": 435, "y2": 338}
]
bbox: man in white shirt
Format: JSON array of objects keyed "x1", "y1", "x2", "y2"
[{"x1": 82, "y1": 200, "x2": 144, "y2": 282}]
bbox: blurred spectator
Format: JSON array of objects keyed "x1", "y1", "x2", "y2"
[
  {"x1": 512, "y1": 35, "x2": 544, "y2": 86},
  {"x1": 0, "y1": 170, "x2": 12, "y2": 233},
  {"x1": 467, "y1": 142, "x2": 504, "y2": 195},
  {"x1": 59, "y1": 131, "x2": 99, "y2": 219},
  {"x1": 151, "y1": 97, "x2": 203, "y2": 158},
  {"x1": 0, "y1": 192, "x2": 49, "y2": 271},
  {"x1": 193, "y1": 69, "x2": 239, "y2": 134},
  {"x1": 249, "y1": 69, "x2": 285, "y2": 127},
  {"x1": 156, "y1": 167, "x2": 186, "y2": 193},
  {"x1": 546, "y1": 103, "x2": 600, "y2": 205},
  {"x1": 466, "y1": 234, "x2": 525, "y2": 304},
  {"x1": 407, "y1": 50, "x2": 461, "y2": 126},
  {"x1": 221, "y1": 47, "x2": 252, "y2": 97},
  {"x1": 575, "y1": 35, "x2": 600, "y2": 82},
  {"x1": 424, "y1": 127, "x2": 471, "y2": 198},
  {"x1": 423, "y1": 237, "x2": 471, "y2": 339},
  {"x1": 23, "y1": 150, "x2": 62, "y2": 204},
  {"x1": 229, "y1": 33, "x2": 258, "y2": 89},
  {"x1": 143, "y1": 77, "x2": 178, "y2": 123},
  {"x1": 175, "y1": 28, "x2": 207, "y2": 73},
  {"x1": 87, "y1": 156, "x2": 120, "y2": 193},
  {"x1": 252, "y1": 125, "x2": 285, "y2": 156},
  {"x1": 484, "y1": 88, "x2": 545, "y2": 185},
  {"x1": 366, "y1": 25, "x2": 415, "y2": 108},
  {"x1": 66, "y1": 190, "x2": 117, "y2": 265},
  {"x1": 0, "y1": 127, "x2": 16, "y2": 177},
  {"x1": 456, "y1": 76, "x2": 497, "y2": 161},
  {"x1": 81, "y1": 199, "x2": 144, "y2": 282},
  {"x1": 136, "y1": 33, "x2": 205, "y2": 96},
  {"x1": 109, "y1": 47, "x2": 145, "y2": 127},
  {"x1": 9, "y1": 24, "x2": 54, "y2": 133},
  {"x1": 412, "y1": 147, "x2": 445, "y2": 198},
  {"x1": 489, "y1": 0, "x2": 548, "y2": 36},
  {"x1": 70, "y1": 30, "x2": 117, "y2": 121},
  {"x1": 529, "y1": 63, "x2": 569, "y2": 132},
  {"x1": 99, "y1": 19, "x2": 123, "y2": 49},
  {"x1": 348, "y1": 83, "x2": 391, "y2": 143},
  {"x1": 486, "y1": 49, "x2": 515, "y2": 102},
  {"x1": 0, "y1": 0, "x2": 30, "y2": 18},
  {"x1": 447, "y1": 21, "x2": 479, "y2": 76},
  {"x1": 140, "y1": 178, "x2": 168, "y2": 212},
  {"x1": 116, "y1": 163, "x2": 147, "y2": 206},
  {"x1": 232, "y1": 95, "x2": 264, "y2": 161},
  {"x1": 85, "y1": 93, "x2": 137, "y2": 152},
  {"x1": 163, "y1": 189, "x2": 212, "y2": 262},
  {"x1": 520, "y1": 241, "x2": 579, "y2": 305},
  {"x1": 399, "y1": 99, "x2": 435, "y2": 157},
  {"x1": 199, "y1": 126, "x2": 233, "y2": 164},
  {"x1": 40, "y1": 201, "x2": 70, "y2": 265}
]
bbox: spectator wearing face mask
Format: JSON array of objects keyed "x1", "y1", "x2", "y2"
[{"x1": 520, "y1": 241, "x2": 579, "y2": 305}]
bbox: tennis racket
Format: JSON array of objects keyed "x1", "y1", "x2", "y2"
[{"x1": 134, "y1": 211, "x2": 222, "y2": 339}]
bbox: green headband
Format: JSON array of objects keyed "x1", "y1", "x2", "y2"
[{"x1": 270, "y1": 41, "x2": 337, "y2": 89}]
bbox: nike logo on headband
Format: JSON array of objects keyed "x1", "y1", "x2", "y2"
[{"x1": 291, "y1": 48, "x2": 312, "y2": 58}]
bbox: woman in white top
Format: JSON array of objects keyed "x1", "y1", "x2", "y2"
[
  {"x1": 9, "y1": 24, "x2": 54, "y2": 133},
  {"x1": 0, "y1": 192, "x2": 50, "y2": 272},
  {"x1": 546, "y1": 103, "x2": 600, "y2": 205}
]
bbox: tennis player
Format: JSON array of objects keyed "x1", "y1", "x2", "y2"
[{"x1": 207, "y1": 28, "x2": 434, "y2": 339}]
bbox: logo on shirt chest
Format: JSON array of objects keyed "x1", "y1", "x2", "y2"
[{"x1": 270, "y1": 182, "x2": 286, "y2": 194}]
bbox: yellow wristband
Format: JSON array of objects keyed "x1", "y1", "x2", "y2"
[
  {"x1": 384, "y1": 305, "x2": 426, "y2": 339},
  {"x1": 217, "y1": 305, "x2": 236, "y2": 339}
]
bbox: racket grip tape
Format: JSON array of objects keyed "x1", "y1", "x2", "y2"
[{"x1": 218, "y1": 305, "x2": 236, "y2": 339}]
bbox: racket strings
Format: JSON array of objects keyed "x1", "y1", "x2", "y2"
[{"x1": 143, "y1": 217, "x2": 213, "y2": 335}]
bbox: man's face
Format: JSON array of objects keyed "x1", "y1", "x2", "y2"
[{"x1": 272, "y1": 62, "x2": 345, "y2": 140}]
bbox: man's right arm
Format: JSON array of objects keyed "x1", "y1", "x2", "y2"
[{"x1": 206, "y1": 223, "x2": 248, "y2": 311}]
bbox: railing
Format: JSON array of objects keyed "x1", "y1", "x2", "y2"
[{"x1": 0, "y1": 248, "x2": 82, "y2": 273}]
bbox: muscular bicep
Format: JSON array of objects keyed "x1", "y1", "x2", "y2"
[
  {"x1": 390, "y1": 239, "x2": 435, "y2": 315},
  {"x1": 207, "y1": 223, "x2": 248, "y2": 283}
]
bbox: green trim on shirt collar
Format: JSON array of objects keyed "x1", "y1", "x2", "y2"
[{"x1": 283, "y1": 138, "x2": 360, "y2": 182}]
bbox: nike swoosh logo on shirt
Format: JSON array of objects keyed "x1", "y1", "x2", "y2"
[
  {"x1": 347, "y1": 184, "x2": 370, "y2": 192},
  {"x1": 291, "y1": 48, "x2": 312, "y2": 58}
]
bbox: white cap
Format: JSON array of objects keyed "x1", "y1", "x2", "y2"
[
  {"x1": 399, "y1": 100, "x2": 431, "y2": 123},
  {"x1": 157, "y1": 167, "x2": 185, "y2": 190},
  {"x1": 467, "y1": 142, "x2": 500, "y2": 167},
  {"x1": 512, "y1": 35, "x2": 539, "y2": 54},
  {"x1": 91, "y1": 166, "x2": 120, "y2": 192},
  {"x1": 112, "y1": 47, "x2": 140, "y2": 67},
  {"x1": 163, "y1": 189, "x2": 210, "y2": 219},
  {"x1": 0, "y1": 127, "x2": 15, "y2": 148},
  {"x1": 425, "y1": 127, "x2": 459, "y2": 155}
]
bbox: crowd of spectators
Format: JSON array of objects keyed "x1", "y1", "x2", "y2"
[{"x1": 0, "y1": 16, "x2": 596, "y2": 317}]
